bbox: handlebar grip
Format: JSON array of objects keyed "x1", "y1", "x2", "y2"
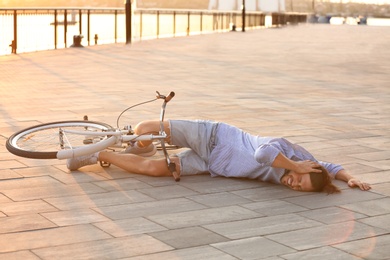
[
  {"x1": 172, "y1": 171, "x2": 180, "y2": 182},
  {"x1": 165, "y1": 91, "x2": 175, "y2": 102},
  {"x1": 167, "y1": 161, "x2": 180, "y2": 182}
]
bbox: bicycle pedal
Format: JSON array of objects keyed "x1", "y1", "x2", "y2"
[
  {"x1": 100, "y1": 161, "x2": 111, "y2": 167},
  {"x1": 83, "y1": 138, "x2": 93, "y2": 144}
]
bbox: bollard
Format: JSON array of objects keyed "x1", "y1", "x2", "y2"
[
  {"x1": 230, "y1": 23, "x2": 236, "y2": 31},
  {"x1": 94, "y1": 34, "x2": 98, "y2": 45},
  {"x1": 9, "y1": 40, "x2": 16, "y2": 54},
  {"x1": 71, "y1": 35, "x2": 83, "y2": 47}
]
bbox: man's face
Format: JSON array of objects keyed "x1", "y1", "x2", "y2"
[{"x1": 281, "y1": 171, "x2": 315, "y2": 192}]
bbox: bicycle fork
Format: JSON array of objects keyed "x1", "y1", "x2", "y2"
[{"x1": 157, "y1": 91, "x2": 180, "y2": 182}]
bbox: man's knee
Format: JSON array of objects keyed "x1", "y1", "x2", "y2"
[
  {"x1": 135, "y1": 120, "x2": 171, "y2": 143},
  {"x1": 134, "y1": 120, "x2": 160, "y2": 134}
]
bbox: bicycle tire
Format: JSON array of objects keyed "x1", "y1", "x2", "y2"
[{"x1": 6, "y1": 120, "x2": 114, "y2": 159}]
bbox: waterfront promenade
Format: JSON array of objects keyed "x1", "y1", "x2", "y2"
[{"x1": 0, "y1": 24, "x2": 389, "y2": 259}]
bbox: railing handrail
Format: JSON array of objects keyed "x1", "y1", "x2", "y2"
[
  {"x1": 0, "y1": 7, "x2": 124, "y2": 11},
  {"x1": 0, "y1": 7, "x2": 267, "y2": 14},
  {"x1": 0, "y1": 7, "x2": 312, "y2": 17}
]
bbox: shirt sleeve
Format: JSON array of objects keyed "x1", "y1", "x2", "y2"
[
  {"x1": 318, "y1": 161, "x2": 344, "y2": 179},
  {"x1": 254, "y1": 138, "x2": 341, "y2": 178},
  {"x1": 254, "y1": 143, "x2": 281, "y2": 167}
]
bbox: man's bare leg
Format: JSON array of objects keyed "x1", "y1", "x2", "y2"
[{"x1": 98, "y1": 151, "x2": 180, "y2": 177}]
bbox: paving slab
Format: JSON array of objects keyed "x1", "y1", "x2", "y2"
[
  {"x1": 179, "y1": 176, "x2": 266, "y2": 193},
  {"x1": 358, "y1": 214, "x2": 390, "y2": 231},
  {"x1": 283, "y1": 188, "x2": 386, "y2": 209},
  {"x1": 0, "y1": 225, "x2": 112, "y2": 253},
  {"x1": 0, "y1": 200, "x2": 57, "y2": 216},
  {"x1": 0, "y1": 251, "x2": 41, "y2": 260},
  {"x1": 123, "y1": 245, "x2": 237, "y2": 260},
  {"x1": 282, "y1": 246, "x2": 362, "y2": 260},
  {"x1": 203, "y1": 214, "x2": 322, "y2": 239},
  {"x1": 0, "y1": 214, "x2": 57, "y2": 234},
  {"x1": 297, "y1": 206, "x2": 367, "y2": 224},
  {"x1": 32, "y1": 236, "x2": 173, "y2": 260},
  {"x1": 266, "y1": 222, "x2": 388, "y2": 251},
  {"x1": 0, "y1": 23, "x2": 389, "y2": 259},
  {"x1": 91, "y1": 177, "x2": 153, "y2": 191},
  {"x1": 2, "y1": 182, "x2": 105, "y2": 201},
  {"x1": 334, "y1": 234, "x2": 390, "y2": 260},
  {"x1": 187, "y1": 191, "x2": 252, "y2": 207},
  {"x1": 147, "y1": 205, "x2": 261, "y2": 229},
  {"x1": 212, "y1": 237, "x2": 295, "y2": 260},
  {"x1": 0, "y1": 169, "x2": 22, "y2": 179},
  {"x1": 340, "y1": 197, "x2": 390, "y2": 216},
  {"x1": 93, "y1": 217, "x2": 167, "y2": 237},
  {"x1": 149, "y1": 226, "x2": 229, "y2": 249},
  {"x1": 242, "y1": 199, "x2": 308, "y2": 216},
  {"x1": 41, "y1": 208, "x2": 111, "y2": 226},
  {"x1": 44, "y1": 190, "x2": 155, "y2": 210},
  {"x1": 371, "y1": 182, "x2": 390, "y2": 196},
  {"x1": 93, "y1": 198, "x2": 207, "y2": 220},
  {"x1": 137, "y1": 185, "x2": 199, "y2": 200}
]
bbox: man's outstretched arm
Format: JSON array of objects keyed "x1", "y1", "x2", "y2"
[{"x1": 335, "y1": 169, "x2": 371, "y2": 191}]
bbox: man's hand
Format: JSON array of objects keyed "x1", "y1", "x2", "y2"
[
  {"x1": 348, "y1": 178, "x2": 371, "y2": 191},
  {"x1": 294, "y1": 160, "x2": 322, "y2": 174},
  {"x1": 335, "y1": 170, "x2": 371, "y2": 191},
  {"x1": 271, "y1": 153, "x2": 322, "y2": 174}
]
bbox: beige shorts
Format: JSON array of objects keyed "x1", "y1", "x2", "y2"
[{"x1": 169, "y1": 119, "x2": 219, "y2": 175}]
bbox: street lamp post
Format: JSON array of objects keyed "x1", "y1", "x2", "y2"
[
  {"x1": 125, "y1": 0, "x2": 132, "y2": 44},
  {"x1": 242, "y1": 0, "x2": 246, "y2": 32}
]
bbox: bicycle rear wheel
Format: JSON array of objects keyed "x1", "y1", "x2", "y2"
[{"x1": 6, "y1": 121, "x2": 113, "y2": 159}]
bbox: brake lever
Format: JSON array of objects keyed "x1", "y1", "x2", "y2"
[{"x1": 155, "y1": 91, "x2": 165, "y2": 99}]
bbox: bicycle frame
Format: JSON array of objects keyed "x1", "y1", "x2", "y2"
[
  {"x1": 57, "y1": 91, "x2": 180, "y2": 181},
  {"x1": 56, "y1": 131, "x2": 167, "y2": 159}
]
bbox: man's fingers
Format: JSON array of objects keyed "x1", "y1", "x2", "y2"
[
  {"x1": 350, "y1": 179, "x2": 372, "y2": 191},
  {"x1": 310, "y1": 161, "x2": 322, "y2": 172},
  {"x1": 360, "y1": 182, "x2": 371, "y2": 191}
]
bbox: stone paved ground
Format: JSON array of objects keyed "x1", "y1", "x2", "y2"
[{"x1": 0, "y1": 24, "x2": 389, "y2": 259}]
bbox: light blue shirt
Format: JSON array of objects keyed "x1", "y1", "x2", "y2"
[{"x1": 208, "y1": 123, "x2": 343, "y2": 184}]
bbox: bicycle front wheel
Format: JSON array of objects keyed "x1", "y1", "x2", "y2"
[{"x1": 6, "y1": 120, "x2": 114, "y2": 159}]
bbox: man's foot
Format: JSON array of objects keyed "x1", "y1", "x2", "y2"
[
  {"x1": 123, "y1": 142, "x2": 157, "y2": 157},
  {"x1": 67, "y1": 153, "x2": 99, "y2": 171}
]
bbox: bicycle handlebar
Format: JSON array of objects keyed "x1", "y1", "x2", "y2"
[
  {"x1": 156, "y1": 91, "x2": 175, "y2": 103},
  {"x1": 165, "y1": 91, "x2": 175, "y2": 102}
]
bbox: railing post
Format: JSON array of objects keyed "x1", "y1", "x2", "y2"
[
  {"x1": 78, "y1": 9, "x2": 82, "y2": 35},
  {"x1": 200, "y1": 12, "x2": 203, "y2": 33},
  {"x1": 54, "y1": 10, "x2": 57, "y2": 49},
  {"x1": 221, "y1": 13, "x2": 224, "y2": 31},
  {"x1": 242, "y1": 0, "x2": 246, "y2": 32},
  {"x1": 87, "y1": 10, "x2": 90, "y2": 46},
  {"x1": 157, "y1": 10, "x2": 159, "y2": 39},
  {"x1": 173, "y1": 11, "x2": 176, "y2": 37},
  {"x1": 115, "y1": 10, "x2": 118, "y2": 43},
  {"x1": 140, "y1": 11, "x2": 143, "y2": 40},
  {"x1": 125, "y1": 0, "x2": 132, "y2": 44},
  {"x1": 11, "y1": 10, "x2": 17, "y2": 54},
  {"x1": 64, "y1": 9, "x2": 67, "y2": 47},
  {"x1": 187, "y1": 11, "x2": 190, "y2": 36}
]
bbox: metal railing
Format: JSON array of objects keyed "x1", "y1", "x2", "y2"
[{"x1": 0, "y1": 7, "x2": 308, "y2": 55}]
